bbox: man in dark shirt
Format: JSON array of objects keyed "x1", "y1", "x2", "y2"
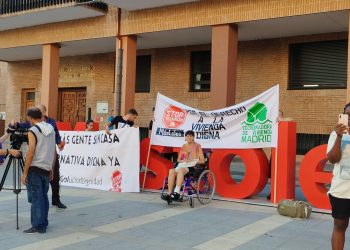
[
  {"x1": 105, "y1": 109, "x2": 138, "y2": 134},
  {"x1": 15, "y1": 104, "x2": 67, "y2": 210}
]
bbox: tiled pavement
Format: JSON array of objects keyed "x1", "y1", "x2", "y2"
[
  {"x1": 0, "y1": 151, "x2": 341, "y2": 250},
  {"x1": 0, "y1": 185, "x2": 346, "y2": 250}
]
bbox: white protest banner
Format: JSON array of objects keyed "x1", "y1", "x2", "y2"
[
  {"x1": 58, "y1": 128, "x2": 140, "y2": 192},
  {"x1": 151, "y1": 85, "x2": 279, "y2": 149}
]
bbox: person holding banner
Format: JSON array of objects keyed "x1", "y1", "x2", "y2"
[
  {"x1": 85, "y1": 119, "x2": 95, "y2": 132},
  {"x1": 107, "y1": 110, "x2": 116, "y2": 130},
  {"x1": 161, "y1": 130, "x2": 205, "y2": 202},
  {"x1": 105, "y1": 109, "x2": 138, "y2": 134}
]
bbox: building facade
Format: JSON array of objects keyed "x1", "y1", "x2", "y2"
[
  {"x1": 0, "y1": 62, "x2": 6, "y2": 114},
  {"x1": 0, "y1": 0, "x2": 349, "y2": 152}
]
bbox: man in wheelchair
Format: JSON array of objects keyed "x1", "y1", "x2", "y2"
[{"x1": 161, "y1": 130, "x2": 205, "y2": 202}]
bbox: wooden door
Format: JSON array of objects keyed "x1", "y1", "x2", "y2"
[
  {"x1": 21, "y1": 89, "x2": 35, "y2": 121},
  {"x1": 58, "y1": 88, "x2": 86, "y2": 128},
  {"x1": 76, "y1": 91, "x2": 86, "y2": 123},
  {"x1": 0, "y1": 120, "x2": 4, "y2": 136}
]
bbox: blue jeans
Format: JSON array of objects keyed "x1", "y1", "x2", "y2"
[{"x1": 26, "y1": 171, "x2": 49, "y2": 231}]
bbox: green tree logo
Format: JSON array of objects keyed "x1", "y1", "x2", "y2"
[{"x1": 246, "y1": 102, "x2": 267, "y2": 125}]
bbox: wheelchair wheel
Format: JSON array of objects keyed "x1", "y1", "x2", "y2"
[
  {"x1": 196, "y1": 170, "x2": 216, "y2": 205},
  {"x1": 189, "y1": 196, "x2": 194, "y2": 208}
]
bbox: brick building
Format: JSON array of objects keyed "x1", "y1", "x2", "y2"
[
  {"x1": 0, "y1": 0, "x2": 349, "y2": 153},
  {"x1": 0, "y1": 61, "x2": 6, "y2": 113}
]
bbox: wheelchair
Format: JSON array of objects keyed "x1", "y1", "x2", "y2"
[{"x1": 161, "y1": 154, "x2": 216, "y2": 208}]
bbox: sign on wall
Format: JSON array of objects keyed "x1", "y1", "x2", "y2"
[{"x1": 97, "y1": 102, "x2": 109, "y2": 114}]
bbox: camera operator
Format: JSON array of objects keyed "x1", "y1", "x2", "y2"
[
  {"x1": 0, "y1": 148, "x2": 20, "y2": 157},
  {"x1": 21, "y1": 107, "x2": 56, "y2": 234},
  {"x1": 12, "y1": 104, "x2": 67, "y2": 210},
  {"x1": 0, "y1": 132, "x2": 20, "y2": 161}
]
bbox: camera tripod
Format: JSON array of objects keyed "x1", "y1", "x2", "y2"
[{"x1": 0, "y1": 150, "x2": 25, "y2": 230}]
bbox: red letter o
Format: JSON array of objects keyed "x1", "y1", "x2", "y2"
[{"x1": 209, "y1": 149, "x2": 269, "y2": 199}]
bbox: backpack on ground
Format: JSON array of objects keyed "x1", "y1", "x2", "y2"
[{"x1": 277, "y1": 199, "x2": 312, "y2": 219}]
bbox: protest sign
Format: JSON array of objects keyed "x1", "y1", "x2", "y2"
[
  {"x1": 151, "y1": 85, "x2": 279, "y2": 149},
  {"x1": 59, "y1": 128, "x2": 140, "y2": 192}
]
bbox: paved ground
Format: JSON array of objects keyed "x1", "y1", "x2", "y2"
[
  {"x1": 0, "y1": 183, "x2": 347, "y2": 250},
  {"x1": 0, "y1": 143, "x2": 339, "y2": 249}
]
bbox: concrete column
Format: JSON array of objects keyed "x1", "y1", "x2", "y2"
[
  {"x1": 41, "y1": 44, "x2": 60, "y2": 119},
  {"x1": 120, "y1": 35, "x2": 137, "y2": 115},
  {"x1": 211, "y1": 24, "x2": 238, "y2": 109}
]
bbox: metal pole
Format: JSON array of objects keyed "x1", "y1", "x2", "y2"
[
  {"x1": 116, "y1": 48, "x2": 123, "y2": 115},
  {"x1": 142, "y1": 140, "x2": 152, "y2": 192},
  {"x1": 114, "y1": 7, "x2": 123, "y2": 115},
  {"x1": 16, "y1": 192, "x2": 19, "y2": 230},
  {"x1": 12, "y1": 159, "x2": 19, "y2": 230},
  {"x1": 87, "y1": 107, "x2": 91, "y2": 120}
]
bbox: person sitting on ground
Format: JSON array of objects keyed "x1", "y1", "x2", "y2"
[
  {"x1": 85, "y1": 119, "x2": 94, "y2": 132},
  {"x1": 161, "y1": 130, "x2": 205, "y2": 202},
  {"x1": 105, "y1": 109, "x2": 138, "y2": 134}
]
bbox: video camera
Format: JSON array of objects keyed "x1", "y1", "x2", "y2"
[{"x1": 6, "y1": 127, "x2": 28, "y2": 150}]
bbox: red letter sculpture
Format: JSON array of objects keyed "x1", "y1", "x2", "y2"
[
  {"x1": 299, "y1": 144, "x2": 332, "y2": 209},
  {"x1": 270, "y1": 121, "x2": 297, "y2": 203},
  {"x1": 140, "y1": 138, "x2": 173, "y2": 190},
  {"x1": 209, "y1": 149, "x2": 269, "y2": 199}
]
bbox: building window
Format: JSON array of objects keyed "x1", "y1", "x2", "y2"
[
  {"x1": 21, "y1": 89, "x2": 35, "y2": 121},
  {"x1": 289, "y1": 40, "x2": 347, "y2": 89},
  {"x1": 136, "y1": 55, "x2": 151, "y2": 93},
  {"x1": 190, "y1": 51, "x2": 211, "y2": 91},
  {"x1": 296, "y1": 133, "x2": 329, "y2": 155}
]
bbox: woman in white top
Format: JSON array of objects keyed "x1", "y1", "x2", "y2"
[{"x1": 327, "y1": 103, "x2": 350, "y2": 250}]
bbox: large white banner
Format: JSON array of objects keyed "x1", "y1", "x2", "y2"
[
  {"x1": 58, "y1": 128, "x2": 140, "y2": 192},
  {"x1": 151, "y1": 85, "x2": 279, "y2": 149}
]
